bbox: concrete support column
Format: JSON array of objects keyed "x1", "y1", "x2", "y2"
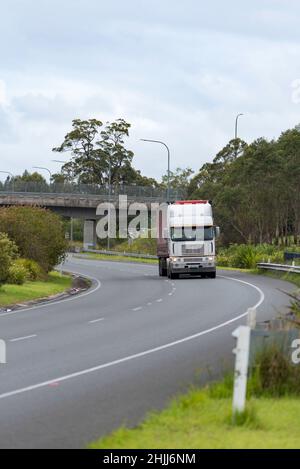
[{"x1": 83, "y1": 219, "x2": 97, "y2": 250}]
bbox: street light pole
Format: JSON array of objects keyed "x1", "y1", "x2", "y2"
[
  {"x1": 32, "y1": 166, "x2": 52, "y2": 181},
  {"x1": 0, "y1": 170, "x2": 14, "y2": 192},
  {"x1": 235, "y1": 113, "x2": 244, "y2": 140},
  {"x1": 140, "y1": 139, "x2": 171, "y2": 202},
  {"x1": 107, "y1": 154, "x2": 112, "y2": 250}
]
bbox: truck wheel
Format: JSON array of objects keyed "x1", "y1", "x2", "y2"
[
  {"x1": 209, "y1": 271, "x2": 216, "y2": 279},
  {"x1": 159, "y1": 258, "x2": 167, "y2": 277}
]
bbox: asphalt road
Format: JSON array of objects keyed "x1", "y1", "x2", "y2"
[{"x1": 0, "y1": 256, "x2": 295, "y2": 448}]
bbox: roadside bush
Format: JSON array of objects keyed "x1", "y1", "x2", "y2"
[
  {"x1": 0, "y1": 232, "x2": 19, "y2": 285},
  {"x1": 231, "y1": 245, "x2": 260, "y2": 269},
  {"x1": 215, "y1": 254, "x2": 230, "y2": 267},
  {"x1": 209, "y1": 345, "x2": 300, "y2": 400},
  {"x1": 114, "y1": 237, "x2": 157, "y2": 255},
  {"x1": 15, "y1": 258, "x2": 44, "y2": 281},
  {"x1": 217, "y1": 244, "x2": 284, "y2": 269},
  {"x1": 0, "y1": 206, "x2": 68, "y2": 272},
  {"x1": 249, "y1": 345, "x2": 300, "y2": 397},
  {"x1": 7, "y1": 263, "x2": 28, "y2": 285}
]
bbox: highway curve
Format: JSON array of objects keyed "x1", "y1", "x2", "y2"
[{"x1": 0, "y1": 256, "x2": 295, "y2": 448}]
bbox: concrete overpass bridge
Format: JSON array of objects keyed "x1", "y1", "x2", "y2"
[{"x1": 0, "y1": 183, "x2": 183, "y2": 248}]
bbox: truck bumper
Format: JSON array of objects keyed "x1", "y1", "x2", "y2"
[{"x1": 169, "y1": 264, "x2": 216, "y2": 275}]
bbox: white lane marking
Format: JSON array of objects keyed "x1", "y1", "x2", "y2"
[
  {"x1": 218, "y1": 275, "x2": 265, "y2": 309},
  {"x1": 0, "y1": 272, "x2": 102, "y2": 319},
  {"x1": 132, "y1": 307, "x2": 142, "y2": 311},
  {"x1": 156, "y1": 299, "x2": 163, "y2": 303},
  {"x1": 0, "y1": 274, "x2": 264, "y2": 401},
  {"x1": 88, "y1": 318, "x2": 104, "y2": 324},
  {"x1": 147, "y1": 302, "x2": 152, "y2": 306},
  {"x1": 9, "y1": 334, "x2": 37, "y2": 343}
]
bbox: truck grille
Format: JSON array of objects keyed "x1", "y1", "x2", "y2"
[
  {"x1": 182, "y1": 244, "x2": 204, "y2": 256},
  {"x1": 183, "y1": 258, "x2": 203, "y2": 263}
]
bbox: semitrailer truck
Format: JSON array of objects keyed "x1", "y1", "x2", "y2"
[{"x1": 157, "y1": 200, "x2": 220, "y2": 279}]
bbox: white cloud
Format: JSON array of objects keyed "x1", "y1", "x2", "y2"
[
  {"x1": 0, "y1": 1, "x2": 300, "y2": 181},
  {"x1": 0, "y1": 80, "x2": 7, "y2": 105}
]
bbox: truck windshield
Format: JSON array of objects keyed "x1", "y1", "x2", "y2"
[{"x1": 170, "y1": 226, "x2": 214, "y2": 242}]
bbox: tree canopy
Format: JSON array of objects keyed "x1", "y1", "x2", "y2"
[
  {"x1": 162, "y1": 167, "x2": 194, "y2": 192},
  {"x1": 189, "y1": 129, "x2": 300, "y2": 245},
  {"x1": 53, "y1": 118, "x2": 138, "y2": 185}
]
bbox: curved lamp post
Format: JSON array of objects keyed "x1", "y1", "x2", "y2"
[
  {"x1": 140, "y1": 139, "x2": 171, "y2": 202},
  {"x1": 235, "y1": 113, "x2": 244, "y2": 140},
  {"x1": 32, "y1": 166, "x2": 52, "y2": 181}
]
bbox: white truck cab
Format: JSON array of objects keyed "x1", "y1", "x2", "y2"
[{"x1": 157, "y1": 200, "x2": 219, "y2": 279}]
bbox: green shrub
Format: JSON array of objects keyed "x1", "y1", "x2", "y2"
[
  {"x1": 232, "y1": 245, "x2": 260, "y2": 269},
  {"x1": 216, "y1": 254, "x2": 230, "y2": 267},
  {"x1": 7, "y1": 263, "x2": 28, "y2": 285},
  {"x1": 217, "y1": 243, "x2": 285, "y2": 269},
  {"x1": 0, "y1": 232, "x2": 19, "y2": 285},
  {"x1": 15, "y1": 258, "x2": 44, "y2": 281},
  {"x1": 249, "y1": 345, "x2": 300, "y2": 397},
  {"x1": 0, "y1": 206, "x2": 68, "y2": 272}
]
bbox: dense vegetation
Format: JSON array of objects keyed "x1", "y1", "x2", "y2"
[
  {"x1": 189, "y1": 127, "x2": 300, "y2": 246},
  {"x1": 0, "y1": 207, "x2": 67, "y2": 288},
  {"x1": 217, "y1": 243, "x2": 300, "y2": 269},
  {"x1": 0, "y1": 233, "x2": 18, "y2": 285},
  {"x1": 0, "y1": 206, "x2": 67, "y2": 273}
]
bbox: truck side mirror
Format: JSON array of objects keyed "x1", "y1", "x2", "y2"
[{"x1": 215, "y1": 226, "x2": 220, "y2": 238}]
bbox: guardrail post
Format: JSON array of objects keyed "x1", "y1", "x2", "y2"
[{"x1": 232, "y1": 325, "x2": 251, "y2": 415}]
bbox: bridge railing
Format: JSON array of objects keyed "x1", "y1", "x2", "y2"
[{"x1": 0, "y1": 181, "x2": 185, "y2": 200}]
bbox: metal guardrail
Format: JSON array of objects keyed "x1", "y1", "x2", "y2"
[
  {"x1": 257, "y1": 262, "x2": 300, "y2": 274},
  {"x1": 84, "y1": 249, "x2": 158, "y2": 260},
  {"x1": 0, "y1": 182, "x2": 184, "y2": 200},
  {"x1": 0, "y1": 191, "x2": 169, "y2": 203}
]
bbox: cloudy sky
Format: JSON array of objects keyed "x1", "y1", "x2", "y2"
[{"x1": 1, "y1": 0, "x2": 300, "y2": 182}]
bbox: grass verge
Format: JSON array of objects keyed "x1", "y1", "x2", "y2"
[
  {"x1": 81, "y1": 252, "x2": 158, "y2": 265},
  {"x1": 0, "y1": 271, "x2": 72, "y2": 307},
  {"x1": 255, "y1": 269, "x2": 300, "y2": 289},
  {"x1": 89, "y1": 385, "x2": 300, "y2": 449},
  {"x1": 218, "y1": 266, "x2": 300, "y2": 291},
  {"x1": 217, "y1": 266, "x2": 253, "y2": 273}
]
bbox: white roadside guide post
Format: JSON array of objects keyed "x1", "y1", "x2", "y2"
[
  {"x1": 232, "y1": 326, "x2": 251, "y2": 414},
  {"x1": 232, "y1": 308, "x2": 256, "y2": 415},
  {"x1": 0, "y1": 339, "x2": 6, "y2": 364}
]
